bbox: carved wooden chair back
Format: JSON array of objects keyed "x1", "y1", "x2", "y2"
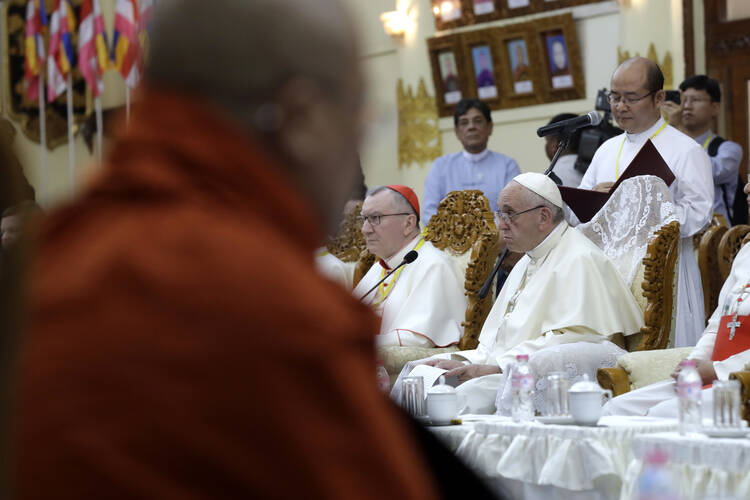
[
  {"x1": 625, "y1": 220, "x2": 681, "y2": 351},
  {"x1": 699, "y1": 224, "x2": 729, "y2": 323},
  {"x1": 718, "y1": 225, "x2": 750, "y2": 282},
  {"x1": 742, "y1": 231, "x2": 750, "y2": 249},
  {"x1": 327, "y1": 201, "x2": 366, "y2": 265},
  {"x1": 693, "y1": 213, "x2": 728, "y2": 257},
  {"x1": 423, "y1": 190, "x2": 501, "y2": 350}
]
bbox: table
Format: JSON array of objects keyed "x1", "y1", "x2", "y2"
[
  {"x1": 430, "y1": 415, "x2": 679, "y2": 500},
  {"x1": 621, "y1": 431, "x2": 750, "y2": 500}
]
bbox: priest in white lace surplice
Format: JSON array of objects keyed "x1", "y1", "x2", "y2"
[
  {"x1": 578, "y1": 57, "x2": 714, "y2": 348},
  {"x1": 353, "y1": 185, "x2": 466, "y2": 348},
  {"x1": 393, "y1": 173, "x2": 644, "y2": 413}
]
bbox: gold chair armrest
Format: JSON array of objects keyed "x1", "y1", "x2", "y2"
[
  {"x1": 729, "y1": 370, "x2": 750, "y2": 424},
  {"x1": 597, "y1": 367, "x2": 631, "y2": 397}
]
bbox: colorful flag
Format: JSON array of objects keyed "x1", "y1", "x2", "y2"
[
  {"x1": 138, "y1": 0, "x2": 155, "y2": 62},
  {"x1": 47, "y1": 0, "x2": 77, "y2": 102},
  {"x1": 78, "y1": 0, "x2": 109, "y2": 96},
  {"x1": 23, "y1": 0, "x2": 48, "y2": 101},
  {"x1": 111, "y1": 0, "x2": 141, "y2": 88}
]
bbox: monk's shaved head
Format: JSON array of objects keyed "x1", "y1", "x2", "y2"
[{"x1": 146, "y1": 0, "x2": 358, "y2": 128}]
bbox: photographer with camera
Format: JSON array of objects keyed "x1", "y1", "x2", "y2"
[{"x1": 662, "y1": 75, "x2": 745, "y2": 225}]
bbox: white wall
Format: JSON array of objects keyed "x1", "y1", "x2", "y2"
[
  {"x1": 348, "y1": 0, "x2": 624, "y2": 200},
  {"x1": 2, "y1": 0, "x2": 691, "y2": 207}
]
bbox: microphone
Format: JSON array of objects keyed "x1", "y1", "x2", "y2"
[
  {"x1": 358, "y1": 250, "x2": 419, "y2": 301},
  {"x1": 536, "y1": 111, "x2": 602, "y2": 137},
  {"x1": 478, "y1": 248, "x2": 509, "y2": 299}
]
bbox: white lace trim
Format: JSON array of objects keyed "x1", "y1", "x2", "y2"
[{"x1": 578, "y1": 175, "x2": 677, "y2": 286}]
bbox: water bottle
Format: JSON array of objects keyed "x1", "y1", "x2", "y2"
[
  {"x1": 511, "y1": 354, "x2": 534, "y2": 422},
  {"x1": 676, "y1": 359, "x2": 702, "y2": 435},
  {"x1": 636, "y1": 449, "x2": 678, "y2": 500}
]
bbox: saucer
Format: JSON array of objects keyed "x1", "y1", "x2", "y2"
[
  {"x1": 535, "y1": 415, "x2": 575, "y2": 425},
  {"x1": 701, "y1": 426, "x2": 750, "y2": 438}
]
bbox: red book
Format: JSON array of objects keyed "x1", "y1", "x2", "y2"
[{"x1": 559, "y1": 139, "x2": 676, "y2": 223}]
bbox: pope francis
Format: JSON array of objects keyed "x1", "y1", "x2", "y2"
[{"x1": 395, "y1": 173, "x2": 645, "y2": 412}]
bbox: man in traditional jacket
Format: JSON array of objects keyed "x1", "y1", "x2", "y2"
[
  {"x1": 422, "y1": 99, "x2": 520, "y2": 224},
  {"x1": 353, "y1": 185, "x2": 466, "y2": 348},
  {"x1": 604, "y1": 183, "x2": 750, "y2": 417},
  {"x1": 10, "y1": 1, "x2": 446, "y2": 498},
  {"x1": 401, "y1": 173, "x2": 644, "y2": 411},
  {"x1": 578, "y1": 57, "x2": 714, "y2": 348}
]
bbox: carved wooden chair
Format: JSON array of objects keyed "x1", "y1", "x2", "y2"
[
  {"x1": 372, "y1": 190, "x2": 501, "y2": 379},
  {"x1": 693, "y1": 213, "x2": 728, "y2": 255},
  {"x1": 316, "y1": 202, "x2": 370, "y2": 289},
  {"x1": 597, "y1": 221, "x2": 682, "y2": 394},
  {"x1": 624, "y1": 220, "x2": 681, "y2": 352},
  {"x1": 698, "y1": 224, "x2": 729, "y2": 322},
  {"x1": 326, "y1": 201, "x2": 367, "y2": 264},
  {"x1": 718, "y1": 224, "x2": 750, "y2": 282}
]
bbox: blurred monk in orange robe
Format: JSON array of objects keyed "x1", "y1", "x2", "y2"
[{"x1": 9, "y1": 1, "x2": 441, "y2": 498}]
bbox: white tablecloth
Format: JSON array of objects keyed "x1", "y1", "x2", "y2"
[
  {"x1": 621, "y1": 432, "x2": 750, "y2": 500},
  {"x1": 430, "y1": 415, "x2": 678, "y2": 500}
]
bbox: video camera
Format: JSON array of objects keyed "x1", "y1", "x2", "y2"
[{"x1": 573, "y1": 88, "x2": 623, "y2": 174}]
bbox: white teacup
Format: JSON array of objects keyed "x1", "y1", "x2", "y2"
[
  {"x1": 427, "y1": 376, "x2": 458, "y2": 425},
  {"x1": 568, "y1": 374, "x2": 612, "y2": 426}
]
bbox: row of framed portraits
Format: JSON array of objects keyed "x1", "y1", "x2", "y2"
[
  {"x1": 433, "y1": 0, "x2": 605, "y2": 31},
  {"x1": 427, "y1": 13, "x2": 584, "y2": 117}
]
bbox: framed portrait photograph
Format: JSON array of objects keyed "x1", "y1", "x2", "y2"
[
  {"x1": 533, "y1": 13, "x2": 585, "y2": 102},
  {"x1": 439, "y1": 51, "x2": 463, "y2": 104},
  {"x1": 507, "y1": 38, "x2": 533, "y2": 94},
  {"x1": 543, "y1": 31, "x2": 573, "y2": 89},
  {"x1": 432, "y1": 0, "x2": 466, "y2": 30},
  {"x1": 472, "y1": 0, "x2": 496, "y2": 16},
  {"x1": 470, "y1": 45, "x2": 498, "y2": 100},
  {"x1": 495, "y1": 27, "x2": 543, "y2": 109},
  {"x1": 428, "y1": 35, "x2": 468, "y2": 116}
]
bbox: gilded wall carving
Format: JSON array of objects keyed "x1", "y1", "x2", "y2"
[
  {"x1": 617, "y1": 43, "x2": 673, "y2": 89},
  {"x1": 397, "y1": 78, "x2": 442, "y2": 169}
]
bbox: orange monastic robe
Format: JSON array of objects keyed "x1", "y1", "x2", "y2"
[{"x1": 12, "y1": 89, "x2": 438, "y2": 500}]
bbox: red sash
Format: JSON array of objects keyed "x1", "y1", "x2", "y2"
[{"x1": 711, "y1": 314, "x2": 750, "y2": 361}]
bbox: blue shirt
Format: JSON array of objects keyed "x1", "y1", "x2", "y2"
[
  {"x1": 695, "y1": 130, "x2": 743, "y2": 223},
  {"x1": 422, "y1": 150, "x2": 520, "y2": 224}
]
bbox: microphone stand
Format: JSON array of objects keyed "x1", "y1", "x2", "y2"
[
  {"x1": 358, "y1": 260, "x2": 409, "y2": 301},
  {"x1": 543, "y1": 131, "x2": 571, "y2": 179},
  {"x1": 478, "y1": 248, "x2": 509, "y2": 299}
]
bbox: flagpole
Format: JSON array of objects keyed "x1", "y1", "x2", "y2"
[
  {"x1": 38, "y1": 73, "x2": 48, "y2": 205},
  {"x1": 95, "y1": 95, "x2": 103, "y2": 163},
  {"x1": 125, "y1": 86, "x2": 130, "y2": 126},
  {"x1": 66, "y1": 72, "x2": 75, "y2": 193}
]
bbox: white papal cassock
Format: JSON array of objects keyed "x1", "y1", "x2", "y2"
[
  {"x1": 578, "y1": 117, "x2": 714, "y2": 347},
  {"x1": 443, "y1": 221, "x2": 644, "y2": 411},
  {"x1": 604, "y1": 242, "x2": 750, "y2": 418},
  {"x1": 315, "y1": 251, "x2": 356, "y2": 290},
  {"x1": 352, "y1": 234, "x2": 467, "y2": 348}
]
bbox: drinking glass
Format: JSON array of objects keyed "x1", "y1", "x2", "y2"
[
  {"x1": 545, "y1": 371, "x2": 570, "y2": 416},
  {"x1": 401, "y1": 376, "x2": 427, "y2": 417},
  {"x1": 712, "y1": 379, "x2": 742, "y2": 427}
]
